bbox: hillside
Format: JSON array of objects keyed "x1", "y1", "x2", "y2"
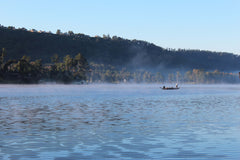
[{"x1": 0, "y1": 25, "x2": 240, "y2": 72}]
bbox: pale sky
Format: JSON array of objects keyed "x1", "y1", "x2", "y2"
[{"x1": 0, "y1": 0, "x2": 239, "y2": 54}]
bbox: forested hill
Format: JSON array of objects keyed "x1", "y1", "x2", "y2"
[{"x1": 1, "y1": 25, "x2": 240, "y2": 72}]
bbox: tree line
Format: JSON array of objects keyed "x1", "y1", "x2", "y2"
[
  {"x1": 0, "y1": 48, "x2": 239, "y2": 84},
  {"x1": 1, "y1": 25, "x2": 240, "y2": 72},
  {"x1": 0, "y1": 49, "x2": 89, "y2": 83},
  {"x1": 1, "y1": 25, "x2": 240, "y2": 84},
  {"x1": 88, "y1": 63, "x2": 239, "y2": 84}
]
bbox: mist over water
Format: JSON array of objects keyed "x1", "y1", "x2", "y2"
[{"x1": 0, "y1": 84, "x2": 240, "y2": 159}]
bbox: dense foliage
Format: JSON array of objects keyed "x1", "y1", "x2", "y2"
[
  {"x1": 0, "y1": 51, "x2": 89, "y2": 83},
  {"x1": 1, "y1": 25, "x2": 240, "y2": 72},
  {"x1": 88, "y1": 63, "x2": 239, "y2": 84},
  {"x1": 0, "y1": 25, "x2": 239, "y2": 84}
]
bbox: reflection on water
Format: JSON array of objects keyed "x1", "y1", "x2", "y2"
[{"x1": 0, "y1": 84, "x2": 240, "y2": 159}]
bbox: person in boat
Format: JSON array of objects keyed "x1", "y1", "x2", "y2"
[
  {"x1": 176, "y1": 83, "x2": 178, "y2": 88},
  {"x1": 163, "y1": 86, "x2": 165, "y2": 89}
]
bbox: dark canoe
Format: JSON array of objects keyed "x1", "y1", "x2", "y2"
[{"x1": 161, "y1": 87, "x2": 180, "y2": 90}]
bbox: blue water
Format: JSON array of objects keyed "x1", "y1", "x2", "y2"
[{"x1": 0, "y1": 84, "x2": 240, "y2": 159}]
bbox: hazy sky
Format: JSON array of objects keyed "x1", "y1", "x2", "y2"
[{"x1": 0, "y1": 0, "x2": 239, "y2": 54}]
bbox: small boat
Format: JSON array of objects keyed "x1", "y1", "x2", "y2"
[
  {"x1": 161, "y1": 87, "x2": 180, "y2": 90},
  {"x1": 161, "y1": 84, "x2": 180, "y2": 90}
]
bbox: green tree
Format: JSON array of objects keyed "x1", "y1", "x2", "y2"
[
  {"x1": 51, "y1": 54, "x2": 59, "y2": 64},
  {"x1": 21, "y1": 55, "x2": 31, "y2": 62},
  {"x1": 56, "y1": 29, "x2": 61, "y2": 35},
  {"x1": 74, "y1": 53, "x2": 83, "y2": 65},
  {"x1": 63, "y1": 55, "x2": 73, "y2": 71},
  {"x1": 68, "y1": 31, "x2": 74, "y2": 36},
  {"x1": 0, "y1": 48, "x2": 5, "y2": 69},
  {"x1": 32, "y1": 59, "x2": 42, "y2": 71}
]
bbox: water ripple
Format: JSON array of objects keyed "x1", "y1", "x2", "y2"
[{"x1": 0, "y1": 84, "x2": 240, "y2": 159}]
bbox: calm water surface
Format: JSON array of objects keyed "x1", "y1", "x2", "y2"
[{"x1": 0, "y1": 84, "x2": 240, "y2": 159}]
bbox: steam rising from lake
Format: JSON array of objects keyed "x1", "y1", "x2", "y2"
[{"x1": 0, "y1": 84, "x2": 240, "y2": 159}]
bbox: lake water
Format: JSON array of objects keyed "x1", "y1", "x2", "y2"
[{"x1": 0, "y1": 84, "x2": 240, "y2": 160}]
